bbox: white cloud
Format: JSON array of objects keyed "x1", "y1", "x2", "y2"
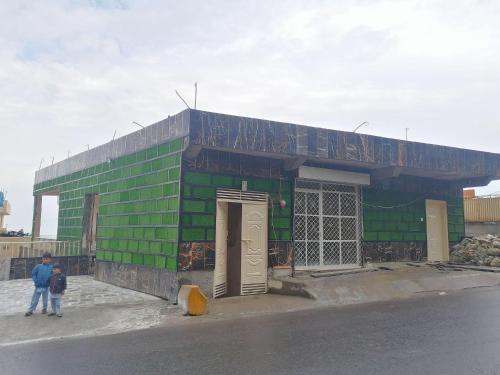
[{"x1": 1, "y1": 0, "x2": 500, "y2": 232}]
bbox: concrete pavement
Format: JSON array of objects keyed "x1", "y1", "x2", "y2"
[
  {"x1": 0, "y1": 276, "x2": 317, "y2": 346},
  {"x1": 2, "y1": 285, "x2": 500, "y2": 375},
  {"x1": 3, "y1": 264, "x2": 500, "y2": 346},
  {"x1": 0, "y1": 276, "x2": 174, "y2": 346},
  {"x1": 3, "y1": 276, "x2": 163, "y2": 316}
]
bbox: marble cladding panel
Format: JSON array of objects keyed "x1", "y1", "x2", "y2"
[
  {"x1": 185, "y1": 149, "x2": 288, "y2": 179},
  {"x1": 188, "y1": 110, "x2": 500, "y2": 178},
  {"x1": 190, "y1": 110, "x2": 296, "y2": 154},
  {"x1": 178, "y1": 242, "x2": 215, "y2": 272},
  {"x1": 362, "y1": 241, "x2": 426, "y2": 263},
  {"x1": 178, "y1": 241, "x2": 292, "y2": 272}
]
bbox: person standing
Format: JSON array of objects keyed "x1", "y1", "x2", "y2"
[
  {"x1": 48, "y1": 264, "x2": 67, "y2": 317},
  {"x1": 25, "y1": 252, "x2": 53, "y2": 316}
]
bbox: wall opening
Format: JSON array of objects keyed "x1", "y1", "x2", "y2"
[
  {"x1": 227, "y1": 202, "x2": 242, "y2": 297},
  {"x1": 37, "y1": 194, "x2": 59, "y2": 240}
]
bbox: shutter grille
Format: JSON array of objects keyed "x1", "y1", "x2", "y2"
[
  {"x1": 217, "y1": 189, "x2": 267, "y2": 202},
  {"x1": 214, "y1": 282, "x2": 227, "y2": 298},
  {"x1": 241, "y1": 282, "x2": 267, "y2": 295}
]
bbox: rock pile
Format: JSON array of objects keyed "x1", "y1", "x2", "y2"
[{"x1": 450, "y1": 235, "x2": 500, "y2": 267}]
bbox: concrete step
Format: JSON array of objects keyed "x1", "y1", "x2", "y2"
[
  {"x1": 309, "y1": 268, "x2": 377, "y2": 278},
  {"x1": 269, "y1": 263, "x2": 500, "y2": 306},
  {"x1": 268, "y1": 277, "x2": 316, "y2": 299},
  {"x1": 438, "y1": 263, "x2": 500, "y2": 273}
]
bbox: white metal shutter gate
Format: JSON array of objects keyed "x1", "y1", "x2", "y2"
[{"x1": 293, "y1": 180, "x2": 361, "y2": 268}]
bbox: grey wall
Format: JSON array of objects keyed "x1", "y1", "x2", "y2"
[
  {"x1": 95, "y1": 261, "x2": 213, "y2": 302},
  {"x1": 465, "y1": 222, "x2": 500, "y2": 237},
  {"x1": 0, "y1": 258, "x2": 10, "y2": 281}
]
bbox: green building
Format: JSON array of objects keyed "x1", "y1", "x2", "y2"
[{"x1": 33, "y1": 109, "x2": 500, "y2": 300}]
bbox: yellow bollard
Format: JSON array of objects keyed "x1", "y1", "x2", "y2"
[{"x1": 177, "y1": 285, "x2": 208, "y2": 316}]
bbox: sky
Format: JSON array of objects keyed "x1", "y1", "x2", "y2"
[{"x1": 1, "y1": 0, "x2": 500, "y2": 236}]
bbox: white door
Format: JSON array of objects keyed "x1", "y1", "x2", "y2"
[
  {"x1": 214, "y1": 201, "x2": 228, "y2": 298},
  {"x1": 426, "y1": 199, "x2": 449, "y2": 262},
  {"x1": 240, "y1": 203, "x2": 268, "y2": 295}
]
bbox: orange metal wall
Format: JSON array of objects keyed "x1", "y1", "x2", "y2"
[{"x1": 464, "y1": 197, "x2": 500, "y2": 222}]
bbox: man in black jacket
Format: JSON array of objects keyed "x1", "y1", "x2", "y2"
[{"x1": 48, "y1": 264, "x2": 67, "y2": 317}]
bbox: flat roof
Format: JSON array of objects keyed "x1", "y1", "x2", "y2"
[{"x1": 35, "y1": 109, "x2": 500, "y2": 185}]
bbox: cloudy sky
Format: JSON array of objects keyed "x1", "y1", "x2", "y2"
[{"x1": 1, "y1": 0, "x2": 500, "y2": 235}]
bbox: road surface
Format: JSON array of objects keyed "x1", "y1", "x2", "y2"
[{"x1": 2, "y1": 286, "x2": 500, "y2": 375}]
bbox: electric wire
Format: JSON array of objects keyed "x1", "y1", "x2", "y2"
[{"x1": 361, "y1": 197, "x2": 423, "y2": 210}]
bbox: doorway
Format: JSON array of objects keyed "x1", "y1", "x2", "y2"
[
  {"x1": 426, "y1": 199, "x2": 449, "y2": 262},
  {"x1": 82, "y1": 193, "x2": 100, "y2": 272},
  {"x1": 227, "y1": 203, "x2": 242, "y2": 296},
  {"x1": 213, "y1": 190, "x2": 268, "y2": 298}
]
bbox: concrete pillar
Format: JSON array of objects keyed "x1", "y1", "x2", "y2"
[
  {"x1": 0, "y1": 200, "x2": 11, "y2": 233},
  {"x1": 32, "y1": 195, "x2": 42, "y2": 240}
]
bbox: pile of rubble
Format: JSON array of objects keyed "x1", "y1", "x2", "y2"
[{"x1": 450, "y1": 235, "x2": 500, "y2": 267}]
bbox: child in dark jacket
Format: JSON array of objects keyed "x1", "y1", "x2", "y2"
[
  {"x1": 48, "y1": 264, "x2": 67, "y2": 317},
  {"x1": 25, "y1": 252, "x2": 53, "y2": 316}
]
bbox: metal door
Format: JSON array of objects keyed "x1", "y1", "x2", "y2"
[
  {"x1": 240, "y1": 202, "x2": 268, "y2": 295},
  {"x1": 294, "y1": 180, "x2": 361, "y2": 269},
  {"x1": 214, "y1": 201, "x2": 229, "y2": 298},
  {"x1": 426, "y1": 199, "x2": 449, "y2": 262}
]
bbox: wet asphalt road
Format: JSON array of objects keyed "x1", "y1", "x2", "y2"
[{"x1": 2, "y1": 286, "x2": 500, "y2": 375}]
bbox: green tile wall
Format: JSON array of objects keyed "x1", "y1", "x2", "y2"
[
  {"x1": 33, "y1": 138, "x2": 184, "y2": 271},
  {"x1": 181, "y1": 171, "x2": 292, "y2": 242},
  {"x1": 362, "y1": 188, "x2": 465, "y2": 242},
  {"x1": 447, "y1": 199, "x2": 466, "y2": 242}
]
